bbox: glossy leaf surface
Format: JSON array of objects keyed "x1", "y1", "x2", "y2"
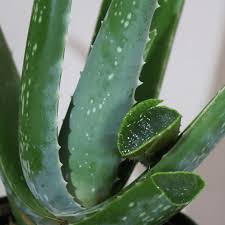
[{"x1": 118, "y1": 99, "x2": 181, "y2": 165}]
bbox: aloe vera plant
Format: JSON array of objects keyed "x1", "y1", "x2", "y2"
[{"x1": 0, "y1": 0, "x2": 225, "y2": 224}]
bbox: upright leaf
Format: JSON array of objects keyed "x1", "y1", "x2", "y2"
[
  {"x1": 151, "y1": 86, "x2": 225, "y2": 174},
  {"x1": 113, "y1": 0, "x2": 184, "y2": 191},
  {"x1": 59, "y1": 0, "x2": 158, "y2": 208},
  {"x1": 91, "y1": 0, "x2": 112, "y2": 45},
  {"x1": 19, "y1": 0, "x2": 82, "y2": 216},
  {"x1": 0, "y1": 28, "x2": 52, "y2": 218},
  {"x1": 135, "y1": 0, "x2": 185, "y2": 101}
]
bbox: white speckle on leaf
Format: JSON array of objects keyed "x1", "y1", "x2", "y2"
[
  {"x1": 127, "y1": 13, "x2": 132, "y2": 19},
  {"x1": 117, "y1": 47, "x2": 122, "y2": 53},
  {"x1": 38, "y1": 16, "x2": 42, "y2": 23},
  {"x1": 129, "y1": 202, "x2": 135, "y2": 208},
  {"x1": 124, "y1": 21, "x2": 129, "y2": 28},
  {"x1": 108, "y1": 73, "x2": 115, "y2": 80},
  {"x1": 33, "y1": 43, "x2": 38, "y2": 52}
]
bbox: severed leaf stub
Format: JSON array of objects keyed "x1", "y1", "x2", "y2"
[{"x1": 118, "y1": 99, "x2": 181, "y2": 165}]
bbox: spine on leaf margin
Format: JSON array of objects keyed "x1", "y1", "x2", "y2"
[
  {"x1": 0, "y1": 27, "x2": 55, "y2": 220},
  {"x1": 69, "y1": 172, "x2": 204, "y2": 225},
  {"x1": 19, "y1": 0, "x2": 82, "y2": 216},
  {"x1": 113, "y1": 0, "x2": 185, "y2": 190},
  {"x1": 59, "y1": 0, "x2": 158, "y2": 208}
]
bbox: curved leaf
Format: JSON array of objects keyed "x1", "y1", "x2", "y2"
[
  {"x1": 7, "y1": 192, "x2": 61, "y2": 225},
  {"x1": 70, "y1": 172, "x2": 204, "y2": 225},
  {"x1": 59, "y1": 0, "x2": 158, "y2": 208},
  {"x1": 135, "y1": 0, "x2": 185, "y2": 101},
  {"x1": 0, "y1": 27, "x2": 53, "y2": 219},
  {"x1": 19, "y1": 0, "x2": 82, "y2": 216},
  {"x1": 151, "y1": 86, "x2": 225, "y2": 174},
  {"x1": 118, "y1": 99, "x2": 181, "y2": 165},
  {"x1": 113, "y1": 0, "x2": 184, "y2": 192}
]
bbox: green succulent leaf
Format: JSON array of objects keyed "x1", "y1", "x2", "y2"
[
  {"x1": 7, "y1": 191, "x2": 61, "y2": 225},
  {"x1": 59, "y1": 0, "x2": 158, "y2": 208},
  {"x1": 112, "y1": 0, "x2": 184, "y2": 193},
  {"x1": 18, "y1": 0, "x2": 82, "y2": 216},
  {"x1": 143, "y1": 29, "x2": 158, "y2": 61},
  {"x1": 118, "y1": 99, "x2": 181, "y2": 165},
  {"x1": 91, "y1": 0, "x2": 112, "y2": 45},
  {"x1": 135, "y1": 0, "x2": 185, "y2": 101},
  {"x1": 0, "y1": 27, "x2": 54, "y2": 219},
  {"x1": 70, "y1": 172, "x2": 204, "y2": 225},
  {"x1": 151, "y1": 86, "x2": 225, "y2": 174}
]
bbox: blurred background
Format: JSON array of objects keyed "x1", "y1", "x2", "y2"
[{"x1": 1, "y1": 1, "x2": 225, "y2": 224}]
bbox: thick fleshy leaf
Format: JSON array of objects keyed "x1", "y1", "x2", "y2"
[
  {"x1": 151, "y1": 86, "x2": 225, "y2": 174},
  {"x1": 135, "y1": 0, "x2": 185, "y2": 101},
  {"x1": 88, "y1": 0, "x2": 157, "y2": 196},
  {"x1": 0, "y1": 27, "x2": 53, "y2": 219},
  {"x1": 7, "y1": 192, "x2": 61, "y2": 225},
  {"x1": 113, "y1": 0, "x2": 184, "y2": 192},
  {"x1": 118, "y1": 99, "x2": 181, "y2": 165},
  {"x1": 19, "y1": 0, "x2": 82, "y2": 216},
  {"x1": 91, "y1": 0, "x2": 112, "y2": 45},
  {"x1": 59, "y1": 0, "x2": 158, "y2": 208},
  {"x1": 70, "y1": 172, "x2": 204, "y2": 225}
]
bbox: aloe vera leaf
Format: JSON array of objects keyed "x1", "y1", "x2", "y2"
[
  {"x1": 91, "y1": 0, "x2": 112, "y2": 45},
  {"x1": 113, "y1": 0, "x2": 183, "y2": 193},
  {"x1": 150, "y1": 86, "x2": 225, "y2": 174},
  {"x1": 7, "y1": 192, "x2": 61, "y2": 225},
  {"x1": 10, "y1": 194, "x2": 60, "y2": 225},
  {"x1": 9, "y1": 204, "x2": 36, "y2": 225},
  {"x1": 118, "y1": 99, "x2": 181, "y2": 165},
  {"x1": 135, "y1": 0, "x2": 185, "y2": 101},
  {"x1": 70, "y1": 172, "x2": 204, "y2": 225},
  {"x1": 143, "y1": 29, "x2": 158, "y2": 61},
  {"x1": 18, "y1": 0, "x2": 82, "y2": 215},
  {"x1": 59, "y1": 0, "x2": 158, "y2": 208},
  {"x1": 89, "y1": 0, "x2": 158, "y2": 194},
  {"x1": 0, "y1": 28, "x2": 55, "y2": 219}
]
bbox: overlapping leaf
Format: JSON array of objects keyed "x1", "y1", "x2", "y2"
[
  {"x1": 70, "y1": 172, "x2": 204, "y2": 225},
  {"x1": 118, "y1": 99, "x2": 181, "y2": 165},
  {"x1": 0, "y1": 27, "x2": 54, "y2": 219},
  {"x1": 59, "y1": 0, "x2": 158, "y2": 208},
  {"x1": 135, "y1": 0, "x2": 185, "y2": 101},
  {"x1": 19, "y1": 0, "x2": 82, "y2": 216}
]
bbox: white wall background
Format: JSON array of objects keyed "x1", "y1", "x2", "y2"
[{"x1": 1, "y1": 1, "x2": 225, "y2": 224}]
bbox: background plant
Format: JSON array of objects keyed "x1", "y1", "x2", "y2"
[{"x1": 0, "y1": 0, "x2": 225, "y2": 225}]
